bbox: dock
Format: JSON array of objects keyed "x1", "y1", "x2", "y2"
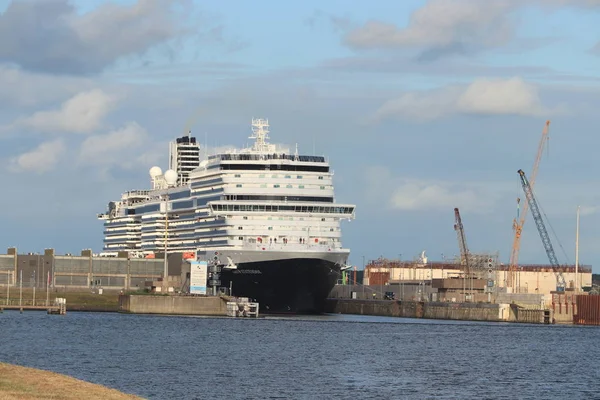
[
  {"x1": 0, "y1": 298, "x2": 67, "y2": 315},
  {"x1": 119, "y1": 294, "x2": 259, "y2": 317},
  {"x1": 226, "y1": 298, "x2": 259, "y2": 318}
]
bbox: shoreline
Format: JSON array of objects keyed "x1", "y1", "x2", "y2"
[{"x1": 0, "y1": 362, "x2": 142, "y2": 399}]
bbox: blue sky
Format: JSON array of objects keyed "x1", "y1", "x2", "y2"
[{"x1": 1, "y1": 0, "x2": 600, "y2": 271}]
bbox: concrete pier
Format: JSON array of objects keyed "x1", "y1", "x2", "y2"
[
  {"x1": 325, "y1": 299, "x2": 552, "y2": 324},
  {"x1": 119, "y1": 294, "x2": 229, "y2": 316},
  {"x1": 325, "y1": 299, "x2": 510, "y2": 322}
]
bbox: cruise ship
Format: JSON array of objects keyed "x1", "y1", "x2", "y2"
[{"x1": 98, "y1": 118, "x2": 356, "y2": 313}]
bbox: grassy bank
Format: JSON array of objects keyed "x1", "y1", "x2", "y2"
[
  {"x1": 0, "y1": 362, "x2": 143, "y2": 399},
  {"x1": 0, "y1": 288, "x2": 121, "y2": 312}
]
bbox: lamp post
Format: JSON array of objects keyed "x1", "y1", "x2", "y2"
[
  {"x1": 163, "y1": 193, "x2": 169, "y2": 294},
  {"x1": 361, "y1": 255, "x2": 365, "y2": 299}
]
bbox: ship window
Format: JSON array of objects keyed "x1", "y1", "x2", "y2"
[
  {"x1": 321, "y1": 218, "x2": 326, "y2": 221},
  {"x1": 243, "y1": 216, "x2": 248, "y2": 220},
  {"x1": 299, "y1": 185, "x2": 304, "y2": 189},
  {"x1": 238, "y1": 236, "x2": 243, "y2": 240},
  {"x1": 234, "y1": 174, "x2": 241, "y2": 178},
  {"x1": 285, "y1": 175, "x2": 291, "y2": 178},
  {"x1": 286, "y1": 184, "x2": 292, "y2": 188},
  {"x1": 297, "y1": 175, "x2": 303, "y2": 179},
  {"x1": 274, "y1": 184, "x2": 280, "y2": 188},
  {"x1": 268, "y1": 227, "x2": 273, "y2": 230},
  {"x1": 238, "y1": 226, "x2": 243, "y2": 230},
  {"x1": 236, "y1": 184, "x2": 242, "y2": 187},
  {"x1": 318, "y1": 176, "x2": 324, "y2": 180},
  {"x1": 320, "y1": 186, "x2": 325, "y2": 189}
]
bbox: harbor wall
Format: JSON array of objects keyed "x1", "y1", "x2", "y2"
[
  {"x1": 325, "y1": 299, "x2": 511, "y2": 322},
  {"x1": 119, "y1": 295, "x2": 228, "y2": 316}
]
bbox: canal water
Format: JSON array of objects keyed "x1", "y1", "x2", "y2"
[{"x1": 0, "y1": 311, "x2": 599, "y2": 399}]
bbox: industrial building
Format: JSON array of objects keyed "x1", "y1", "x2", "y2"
[
  {"x1": 0, "y1": 248, "x2": 186, "y2": 291},
  {"x1": 363, "y1": 257, "x2": 591, "y2": 298},
  {"x1": 363, "y1": 257, "x2": 592, "y2": 305}
]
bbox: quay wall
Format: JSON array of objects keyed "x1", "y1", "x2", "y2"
[
  {"x1": 119, "y1": 295, "x2": 227, "y2": 316},
  {"x1": 325, "y1": 299, "x2": 512, "y2": 322}
]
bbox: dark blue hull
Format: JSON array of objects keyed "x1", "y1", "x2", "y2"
[{"x1": 219, "y1": 258, "x2": 341, "y2": 314}]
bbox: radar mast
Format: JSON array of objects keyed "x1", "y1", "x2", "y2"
[{"x1": 250, "y1": 118, "x2": 276, "y2": 153}]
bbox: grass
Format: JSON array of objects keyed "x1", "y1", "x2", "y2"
[
  {"x1": 0, "y1": 288, "x2": 121, "y2": 312},
  {"x1": 0, "y1": 362, "x2": 143, "y2": 399}
]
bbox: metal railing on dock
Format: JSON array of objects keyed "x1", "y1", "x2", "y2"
[
  {"x1": 226, "y1": 298, "x2": 259, "y2": 318},
  {"x1": 2, "y1": 270, "x2": 67, "y2": 315},
  {"x1": 1, "y1": 298, "x2": 66, "y2": 315}
]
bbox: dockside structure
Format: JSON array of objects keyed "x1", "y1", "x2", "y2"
[{"x1": 0, "y1": 248, "x2": 178, "y2": 290}]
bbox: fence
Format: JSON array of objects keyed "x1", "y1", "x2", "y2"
[{"x1": 0, "y1": 255, "x2": 15, "y2": 285}]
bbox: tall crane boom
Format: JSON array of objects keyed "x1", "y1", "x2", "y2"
[
  {"x1": 508, "y1": 120, "x2": 550, "y2": 288},
  {"x1": 454, "y1": 208, "x2": 469, "y2": 274},
  {"x1": 517, "y1": 169, "x2": 566, "y2": 291}
]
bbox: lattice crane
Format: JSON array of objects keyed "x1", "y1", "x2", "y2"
[
  {"x1": 508, "y1": 120, "x2": 550, "y2": 288},
  {"x1": 517, "y1": 169, "x2": 566, "y2": 292},
  {"x1": 454, "y1": 208, "x2": 470, "y2": 276}
]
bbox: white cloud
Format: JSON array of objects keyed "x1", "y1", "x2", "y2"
[
  {"x1": 373, "y1": 86, "x2": 462, "y2": 122},
  {"x1": 389, "y1": 180, "x2": 487, "y2": 211},
  {"x1": 0, "y1": 0, "x2": 197, "y2": 75},
  {"x1": 374, "y1": 77, "x2": 552, "y2": 122},
  {"x1": 363, "y1": 166, "x2": 498, "y2": 213},
  {"x1": 342, "y1": 0, "x2": 600, "y2": 59},
  {"x1": 78, "y1": 121, "x2": 149, "y2": 167},
  {"x1": 13, "y1": 89, "x2": 116, "y2": 134},
  {"x1": 0, "y1": 65, "x2": 93, "y2": 107},
  {"x1": 9, "y1": 139, "x2": 66, "y2": 173},
  {"x1": 457, "y1": 77, "x2": 545, "y2": 116},
  {"x1": 344, "y1": 0, "x2": 515, "y2": 54}
]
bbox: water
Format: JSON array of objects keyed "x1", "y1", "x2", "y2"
[{"x1": 1, "y1": 311, "x2": 599, "y2": 399}]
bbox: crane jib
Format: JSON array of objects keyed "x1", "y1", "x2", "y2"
[{"x1": 517, "y1": 169, "x2": 566, "y2": 290}]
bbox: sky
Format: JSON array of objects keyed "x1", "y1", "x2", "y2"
[{"x1": 1, "y1": 0, "x2": 600, "y2": 271}]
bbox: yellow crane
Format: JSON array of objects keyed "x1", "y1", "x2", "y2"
[{"x1": 507, "y1": 120, "x2": 550, "y2": 289}]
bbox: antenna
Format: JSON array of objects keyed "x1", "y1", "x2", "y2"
[
  {"x1": 294, "y1": 143, "x2": 299, "y2": 161},
  {"x1": 249, "y1": 118, "x2": 276, "y2": 153}
]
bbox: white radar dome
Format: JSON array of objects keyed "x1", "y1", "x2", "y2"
[
  {"x1": 164, "y1": 169, "x2": 178, "y2": 185},
  {"x1": 149, "y1": 166, "x2": 162, "y2": 178}
]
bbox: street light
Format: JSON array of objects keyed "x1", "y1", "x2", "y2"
[
  {"x1": 162, "y1": 193, "x2": 169, "y2": 294},
  {"x1": 361, "y1": 255, "x2": 365, "y2": 299}
]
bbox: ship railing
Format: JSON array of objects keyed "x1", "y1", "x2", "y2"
[{"x1": 240, "y1": 242, "x2": 342, "y2": 251}]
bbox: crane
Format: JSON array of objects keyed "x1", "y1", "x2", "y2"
[
  {"x1": 517, "y1": 169, "x2": 566, "y2": 292},
  {"x1": 508, "y1": 120, "x2": 550, "y2": 288},
  {"x1": 454, "y1": 208, "x2": 470, "y2": 275}
]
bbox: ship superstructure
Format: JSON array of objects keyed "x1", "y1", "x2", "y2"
[
  {"x1": 98, "y1": 118, "x2": 356, "y2": 312},
  {"x1": 169, "y1": 133, "x2": 200, "y2": 186}
]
